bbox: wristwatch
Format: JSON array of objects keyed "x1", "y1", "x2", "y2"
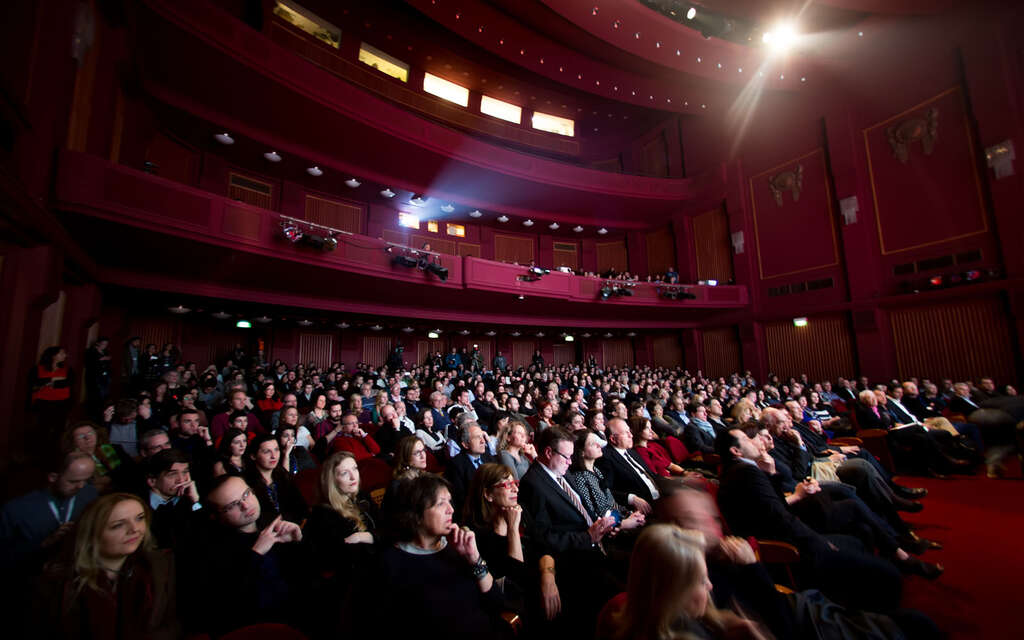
[{"x1": 470, "y1": 557, "x2": 489, "y2": 580}]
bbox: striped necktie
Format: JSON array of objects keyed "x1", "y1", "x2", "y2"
[{"x1": 557, "y1": 476, "x2": 593, "y2": 526}]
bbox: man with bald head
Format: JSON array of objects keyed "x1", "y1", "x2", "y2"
[{"x1": 595, "y1": 418, "x2": 659, "y2": 515}]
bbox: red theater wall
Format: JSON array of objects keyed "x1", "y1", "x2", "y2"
[
  {"x1": 764, "y1": 315, "x2": 856, "y2": 382},
  {"x1": 701, "y1": 327, "x2": 742, "y2": 378},
  {"x1": 890, "y1": 297, "x2": 1015, "y2": 384}
]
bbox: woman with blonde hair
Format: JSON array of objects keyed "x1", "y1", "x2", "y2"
[
  {"x1": 497, "y1": 419, "x2": 536, "y2": 480},
  {"x1": 34, "y1": 493, "x2": 178, "y2": 639},
  {"x1": 305, "y1": 451, "x2": 377, "y2": 575},
  {"x1": 600, "y1": 524, "x2": 767, "y2": 640}
]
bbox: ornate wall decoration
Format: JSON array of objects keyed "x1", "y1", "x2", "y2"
[
  {"x1": 768, "y1": 164, "x2": 804, "y2": 206},
  {"x1": 886, "y1": 107, "x2": 939, "y2": 164}
]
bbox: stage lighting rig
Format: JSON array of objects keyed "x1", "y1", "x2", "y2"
[
  {"x1": 279, "y1": 215, "x2": 346, "y2": 251},
  {"x1": 386, "y1": 242, "x2": 449, "y2": 281},
  {"x1": 518, "y1": 266, "x2": 550, "y2": 282}
]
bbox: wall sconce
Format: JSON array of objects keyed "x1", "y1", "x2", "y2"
[
  {"x1": 839, "y1": 196, "x2": 859, "y2": 225},
  {"x1": 730, "y1": 230, "x2": 744, "y2": 254},
  {"x1": 986, "y1": 140, "x2": 1015, "y2": 179}
]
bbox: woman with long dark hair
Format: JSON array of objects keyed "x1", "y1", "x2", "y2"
[{"x1": 243, "y1": 433, "x2": 308, "y2": 525}]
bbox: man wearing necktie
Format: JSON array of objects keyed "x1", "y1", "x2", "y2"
[
  {"x1": 596, "y1": 419, "x2": 659, "y2": 515},
  {"x1": 519, "y1": 427, "x2": 620, "y2": 635},
  {"x1": 447, "y1": 423, "x2": 494, "y2": 512}
]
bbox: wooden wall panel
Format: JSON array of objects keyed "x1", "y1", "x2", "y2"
[
  {"x1": 361, "y1": 335, "x2": 392, "y2": 368},
  {"x1": 494, "y1": 234, "x2": 535, "y2": 264},
  {"x1": 890, "y1": 298, "x2": 1015, "y2": 383},
  {"x1": 646, "y1": 226, "x2": 677, "y2": 276},
  {"x1": 228, "y1": 172, "x2": 274, "y2": 209},
  {"x1": 304, "y1": 195, "x2": 363, "y2": 234},
  {"x1": 553, "y1": 344, "x2": 575, "y2": 366},
  {"x1": 701, "y1": 327, "x2": 741, "y2": 378},
  {"x1": 511, "y1": 340, "x2": 536, "y2": 368},
  {"x1": 299, "y1": 333, "x2": 335, "y2": 370},
  {"x1": 458, "y1": 242, "x2": 481, "y2": 258},
  {"x1": 413, "y1": 234, "x2": 456, "y2": 255},
  {"x1": 381, "y1": 228, "x2": 409, "y2": 246},
  {"x1": 129, "y1": 317, "x2": 179, "y2": 355},
  {"x1": 553, "y1": 242, "x2": 578, "y2": 271},
  {"x1": 602, "y1": 339, "x2": 635, "y2": 367},
  {"x1": 596, "y1": 240, "x2": 628, "y2": 274},
  {"x1": 693, "y1": 208, "x2": 734, "y2": 283},
  {"x1": 640, "y1": 132, "x2": 670, "y2": 177},
  {"x1": 145, "y1": 132, "x2": 197, "y2": 186},
  {"x1": 652, "y1": 334, "x2": 683, "y2": 368},
  {"x1": 416, "y1": 339, "x2": 445, "y2": 367},
  {"x1": 764, "y1": 315, "x2": 856, "y2": 381}
]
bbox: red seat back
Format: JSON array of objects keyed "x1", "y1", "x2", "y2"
[
  {"x1": 357, "y1": 457, "x2": 393, "y2": 492},
  {"x1": 661, "y1": 435, "x2": 691, "y2": 463}
]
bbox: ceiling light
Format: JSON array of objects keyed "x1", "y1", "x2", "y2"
[
  {"x1": 459, "y1": 329, "x2": 470, "y2": 335},
  {"x1": 582, "y1": 332, "x2": 591, "y2": 338},
  {"x1": 858, "y1": 31, "x2": 864, "y2": 37},
  {"x1": 168, "y1": 305, "x2": 191, "y2": 314},
  {"x1": 370, "y1": 324, "x2": 383, "y2": 331},
  {"x1": 254, "y1": 316, "x2": 272, "y2": 323},
  {"x1": 763, "y1": 22, "x2": 798, "y2": 53},
  {"x1": 380, "y1": 188, "x2": 396, "y2": 198},
  {"x1": 344, "y1": 178, "x2": 361, "y2": 188},
  {"x1": 549, "y1": 222, "x2": 559, "y2": 230},
  {"x1": 597, "y1": 227, "x2": 608, "y2": 235},
  {"x1": 428, "y1": 331, "x2": 440, "y2": 339},
  {"x1": 573, "y1": 225, "x2": 583, "y2": 232},
  {"x1": 214, "y1": 133, "x2": 234, "y2": 145},
  {"x1": 626, "y1": 332, "x2": 636, "y2": 337},
  {"x1": 511, "y1": 331, "x2": 521, "y2": 337},
  {"x1": 497, "y1": 215, "x2": 509, "y2": 223},
  {"x1": 336, "y1": 322, "x2": 350, "y2": 329},
  {"x1": 485, "y1": 331, "x2": 496, "y2": 336},
  {"x1": 306, "y1": 166, "x2": 323, "y2": 177},
  {"x1": 298, "y1": 319, "x2": 313, "y2": 326},
  {"x1": 469, "y1": 209, "x2": 482, "y2": 218},
  {"x1": 211, "y1": 311, "x2": 231, "y2": 320},
  {"x1": 402, "y1": 326, "x2": 414, "y2": 333},
  {"x1": 686, "y1": 7, "x2": 697, "y2": 20},
  {"x1": 604, "y1": 332, "x2": 613, "y2": 338},
  {"x1": 410, "y1": 194, "x2": 427, "y2": 206},
  {"x1": 564, "y1": 335, "x2": 574, "y2": 342},
  {"x1": 536, "y1": 332, "x2": 545, "y2": 337},
  {"x1": 236, "y1": 320, "x2": 252, "y2": 328},
  {"x1": 441, "y1": 203, "x2": 455, "y2": 213},
  {"x1": 263, "y1": 151, "x2": 281, "y2": 162},
  {"x1": 517, "y1": 295, "x2": 525, "y2": 300},
  {"x1": 523, "y1": 219, "x2": 534, "y2": 227}
]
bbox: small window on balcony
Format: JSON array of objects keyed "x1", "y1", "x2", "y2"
[
  {"x1": 359, "y1": 43, "x2": 409, "y2": 82},
  {"x1": 446, "y1": 223, "x2": 466, "y2": 238},
  {"x1": 273, "y1": 0, "x2": 341, "y2": 49},
  {"x1": 531, "y1": 111, "x2": 575, "y2": 137},
  {"x1": 423, "y1": 73, "x2": 469, "y2": 107},
  {"x1": 427, "y1": 220, "x2": 439, "y2": 233},
  {"x1": 480, "y1": 95, "x2": 522, "y2": 124},
  {"x1": 398, "y1": 212, "x2": 420, "y2": 229}
]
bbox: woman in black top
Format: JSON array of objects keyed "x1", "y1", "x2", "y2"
[
  {"x1": 361, "y1": 473, "x2": 510, "y2": 639},
  {"x1": 304, "y1": 451, "x2": 377, "y2": 574},
  {"x1": 464, "y1": 462, "x2": 562, "y2": 624},
  {"x1": 565, "y1": 430, "x2": 645, "y2": 529},
  {"x1": 243, "y1": 433, "x2": 308, "y2": 526}
]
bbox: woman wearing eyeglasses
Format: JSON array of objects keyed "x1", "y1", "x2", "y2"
[{"x1": 464, "y1": 463, "x2": 563, "y2": 627}]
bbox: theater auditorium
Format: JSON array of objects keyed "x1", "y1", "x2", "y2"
[{"x1": 1, "y1": 0, "x2": 1022, "y2": 638}]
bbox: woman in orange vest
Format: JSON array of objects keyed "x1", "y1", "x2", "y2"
[{"x1": 31, "y1": 345, "x2": 73, "y2": 450}]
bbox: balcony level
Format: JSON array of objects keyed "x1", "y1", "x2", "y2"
[{"x1": 55, "y1": 150, "x2": 747, "y2": 328}]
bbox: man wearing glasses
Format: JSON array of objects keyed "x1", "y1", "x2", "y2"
[
  {"x1": 182, "y1": 475, "x2": 306, "y2": 635},
  {"x1": 518, "y1": 427, "x2": 619, "y2": 635}
]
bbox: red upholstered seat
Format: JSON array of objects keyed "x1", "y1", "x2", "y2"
[
  {"x1": 831, "y1": 399, "x2": 849, "y2": 414},
  {"x1": 293, "y1": 467, "x2": 321, "y2": 506},
  {"x1": 424, "y1": 449, "x2": 444, "y2": 473},
  {"x1": 357, "y1": 457, "x2": 393, "y2": 492},
  {"x1": 660, "y1": 435, "x2": 691, "y2": 463}
]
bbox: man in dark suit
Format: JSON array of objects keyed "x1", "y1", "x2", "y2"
[
  {"x1": 714, "y1": 428, "x2": 941, "y2": 614},
  {"x1": 518, "y1": 427, "x2": 618, "y2": 634},
  {"x1": 143, "y1": 448, "x2": 205, "y2": 550},
  {"x1": 950, "y1": 382, "x2": 983, "y2": 416},
  {"x1": 402, "y1": 384, "x2": 423, "y2": 418},
  {"x1": 596, "y1": 418, "x2": 659, "y2": 515},
  {"x1": 446, "y1": 423, "x2": 494, "y2": 512}
]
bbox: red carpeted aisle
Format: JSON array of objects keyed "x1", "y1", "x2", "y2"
[{"x1": 897, "y1": 465, "x2": 1024, "y2": 640}]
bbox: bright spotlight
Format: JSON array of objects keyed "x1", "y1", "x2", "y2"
[
  {"x1": 686, "y1": 7, "x2": 696, "y2": 20},
  {"x1": 762, "y1": 22, "x2": 798, "y2": 53}
]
